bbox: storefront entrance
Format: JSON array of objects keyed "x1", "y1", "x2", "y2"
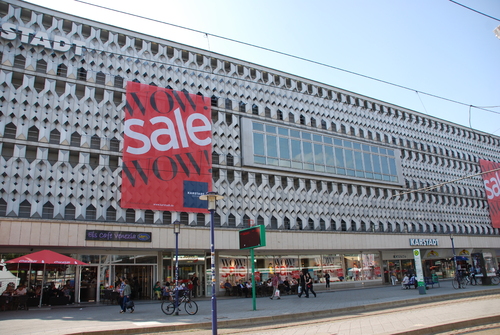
[{"x1": 114, "y1": 265, "x2": 154, "y2": 300}]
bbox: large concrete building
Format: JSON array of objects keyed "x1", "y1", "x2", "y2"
[{"x1": 0, "y1": 0, "x2": 498, "y2": 302}]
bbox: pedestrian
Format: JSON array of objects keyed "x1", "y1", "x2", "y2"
[
  {"x1": 191, "y1": 273, "x2": 199, "y2": 298},
  {"x1": 270, "y1": 273, "x2": 280, "y2": 299},
  {"x1": 324, "y1": 272, "x2": 330, "y2": 290},
  {"x1": 305, "y1": 270, "x2": 316, "y2": 297},
  {"x1": 298, "y1": 269, "x2": 308, "y2": 298},
  {"x1": 390, "y1": 271, "x2": 397, "y2": 285},
  {"x1": 153, "y1": 281, "x2": 162, "y2": 300},
  {"x1": 120, "y1": 279, "x2": 132, "y2": 313}
]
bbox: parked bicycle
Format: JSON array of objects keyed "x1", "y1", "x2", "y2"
[
  {"x1": 452, "y1": 271, "x2": 466, "y2": 289},
  {"x1": 161, "y1": 289, "x2": 198, "y2": 315}
]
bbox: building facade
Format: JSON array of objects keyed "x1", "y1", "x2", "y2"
[{"x1": 0, "y1": 0, "x2": 499, "y2": 302}]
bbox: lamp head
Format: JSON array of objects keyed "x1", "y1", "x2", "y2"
[
  {"x1": 172, "y1": 220, "x2": 181, "y2": 234},
  {"x1": 199, "y1": 191, "x2": 224, "y2": 211}
]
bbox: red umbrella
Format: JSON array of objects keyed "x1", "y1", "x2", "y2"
[
  {"x1": 6, "y1": 250, "x2": 87, "y2": 266},
  {"x1": 6, "y1": 250, "x2": 88, "y2": 307}
]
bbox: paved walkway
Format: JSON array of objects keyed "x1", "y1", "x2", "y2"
[{"x1": 0, "y1": 282, "x2": 499, "y2": 335}]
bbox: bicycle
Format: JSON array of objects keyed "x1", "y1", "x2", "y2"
[
  {"x1": 161, "y1": 290, "x2": 198, "y2": 315},
  {"x1": 452, "y1": 272, "x2": 466, "y2": 289}
]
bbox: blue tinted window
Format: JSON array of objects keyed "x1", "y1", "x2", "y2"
[{"x1": 254, "y1": 133, "x2": 265, "y2": 156}]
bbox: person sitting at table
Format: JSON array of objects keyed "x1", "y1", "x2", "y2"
[
  {"x1": 62, "y1": 284, "x2": 72, "y2": 302},
  {"x1": 2, "y1": 282, "x2": 15, "y2": 296},
  {"x1": 243, "y1": 281, "x2": 251, "y2": 298},
  {"x1": 48, "y1": 283, "x2": 61, "y2": 297},
  {"x1": 153, "y1": 281, "x2": 162, "y2": 300},
  {"x1": 13, "y1": 284, "x2": 27, "y2": 296},
  {"x1": 236, "y1": 280, "x2": 246, "y2": 297},
  {"x1": 223, "y1": 280, "x2": 232, "y2": 296}
]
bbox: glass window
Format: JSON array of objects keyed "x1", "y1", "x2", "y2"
[
  {"x1": 345, "y1": 150, "x2": 354, "y2": 169},
  {"x1": 389, "y1": 158, "x2": 397, "y2": 175},
  {"x1": 361, "y1": 253, "x2": 381, "y2": 280},
  {"x1": 325, "y1": 146, "x2": 335, "y2": 166},
  {"x1": 335, "y1": 147, "x2": 345, "y2": 168},
  {"x1": 278, "y1": 127, "x2": 288, "y2": 136},
  {"x1": 314, "y1": 143, "x2": 324, "y2": 165},
  {"x1": 379, "y1": 148, "x2": 387, "y2": 155},
  {"x1": 353, "y1": 142, "x2": 361, "y2": 150},
  {"x1": 380, "y1": 156, "x2": 390, "y2": 174},
  {"x1": 290, "y1": 129, "x2": 300, "y2": 138},
  {"x1": 354, "y1": 151, "x2": 363, "y2": 170},
  {"x1": 370, "y1": 146, "x2": 378, "y2": 153},
  {"x1": 303, "y1": 142, "x2": 313, "y2": 163},
  {"x1": 266, "y1": 135, "x2": 278, "y2": 158},
  {"x1": 291, "y1": 139, "x2": 302, "y2": 161},
  {"x1": 363, "y1": 153, "x2": 373, "y2": 172},
  {"x1": 322, "y1": 255, "x2": 344, "y2": 282},
  {"x1": 266, "y1": 125, "x2": 276, "y2": 134},
  {"x1": 302, "y1": 132, "x2": 311, "y2": 140},
  {"x1": 323, "y1": 137, "x2": 332, "y2": 144},
  {"x1": 372, "y1": 155, "x2": 381, "y2": 173},
  {"x1": 279, "y1": 137, "x2": 290, "y2": 159},
  {"x1": 333, "y1": 139, "x2": 342, "y2": 146},
  {"x1": 344, "y1": 254, "x2": 361, "y2": 281},
  {"x1": 343, "y1": 141, "x2": 352, "y2": 148},
  {"x1": 253, "y1": 122, "x2": 264, "y2": 131},
  {"x1": 254, "y1": 133, "x2": 265, "y2": 156},
  {"x1": 313, "y1": 134, "x2": 322, "y2": 142},
  {"x1": 362, "y1": 144, "x2": 370, "y2": 152}
]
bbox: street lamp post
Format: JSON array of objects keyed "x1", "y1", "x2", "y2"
[
  {"x1": 199, "y1": 191, "x2": 224, "y2": 335},
  {"x1": 450, "y1": 233, "x2": 458, "y2": 282},
  {"x1": 173, "y1": 220, "x2": 181, "y2": 316}
]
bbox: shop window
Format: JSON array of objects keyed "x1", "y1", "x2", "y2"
[
  {"x1": 57, "y1": 64, "x2": 67, "y2": 77},
  {"x1": 86, "y1": 205, "x2": 96, "y2": 220},
  {"x1": 65, "y1": 203, "x2": 76, "y2": 220},
  {"x1": 106, "y1": 206, "x2": 116, "y2": 222},
  {"x1": 270, "y1": 216, "x2": 278, "y2": 229},
  {"x1": 228, "y1": 214, "x2": 236, "y2": 227},
  {"x1": 36, "y1": 59, "x2": 47, "y2": 73},
  {"x1": 41, "y1": 202, "x2": 53, "y2": 219},
  {"x1": 14, "y1": 54, "x2": 26, "y2": 69},
  {"x1": 126, "y1": 208, "x2": 135, "y2": 223},
  {"x1": 0, "y1": 199, "x2": 7, "y2": 216},
  {"x1": 284, "y1": 217, "x2": 290, "y2": 230},
  {"x1": 145, "y1": 210, "x2": 154, "y2": 224}
]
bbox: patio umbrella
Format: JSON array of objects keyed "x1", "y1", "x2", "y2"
[{"x1": 6, "y1": 250, "x2": 88, "y2": 308}]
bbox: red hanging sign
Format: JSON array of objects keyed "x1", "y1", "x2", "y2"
[
  {"x1": 479, "y1": 159, "x2": 500, "y2": 228},
  {"x1": 121, "y1": 82, "x2": 212, "y2": 212}
]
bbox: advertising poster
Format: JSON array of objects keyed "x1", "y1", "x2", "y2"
[
  {"x1": 121, "y1": 82, "x2": 212, "y2": 212},
  {"x1": 479, "y1": 159, "x2": 500, "y2": 228}
]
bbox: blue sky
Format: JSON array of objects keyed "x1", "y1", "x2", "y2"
[{"x1": 26, "y1": 0, "x2": 500, "y2": 135}]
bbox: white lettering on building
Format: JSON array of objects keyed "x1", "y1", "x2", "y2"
[
  {"x1": 409, "y1": 238, "x2": 439, "y2": 246},
  {"x1": 0, "y1": 22, "x2": 86, "y2": 56}
]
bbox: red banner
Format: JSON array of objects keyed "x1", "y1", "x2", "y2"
[
  {"x1": 121, "y1": 82, "x2": 212, "y2": 212},
  {"x1": 479, "y1": 159, "x2": 500, "y2": 228}
]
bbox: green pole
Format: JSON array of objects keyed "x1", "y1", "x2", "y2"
[{"x1": 251, "y1": 247, "x2": 256, "y2": 311}]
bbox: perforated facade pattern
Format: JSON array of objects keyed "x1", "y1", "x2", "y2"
[{"x1": 0, "y1": 0, "x2": 498, "y2": 242}]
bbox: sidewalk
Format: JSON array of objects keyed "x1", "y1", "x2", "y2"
[{"x1": 1, "y1": 282, "x2": 499, "y2": 335}]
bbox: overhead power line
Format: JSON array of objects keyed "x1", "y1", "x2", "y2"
[
  {"x1": 71, "y1": 0, "x2": 498, "y2": 118},
  {"x1": 392, "y1": 166, "x2": 500, "y2": 198},
  {"x1": 448, "y1": 0, "x2": 500, "y2": 22}
]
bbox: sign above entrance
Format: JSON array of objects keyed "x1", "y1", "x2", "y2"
[
  {"x1": 85, "y1": 230, "x2": 151, "y2": 242},
  {"x1": 409, "y1": 238, "x2": 438, "y2": 246}
]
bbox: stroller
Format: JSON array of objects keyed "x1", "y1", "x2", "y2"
[{"x1": 125, "y1": 299, "x2": 135, "y2": 313}]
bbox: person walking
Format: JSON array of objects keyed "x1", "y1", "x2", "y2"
[
  {"x1": 324, "y1": 272, "x2": 330, "y2": 290},
  {"x1": 298, "y1": 269, "x2": 308, "y2": 298},
  {"x1": 305, "y1": 271, "x2": 317, "y2": 297},
  {"x1": 120, "y1": 279, "x2": 132, "y2": 313},
  {"x1": 269, "y1": 273, "x2": 280, "y2": 299},
  {"x1": 191, "y1": 273, "x2": 199, "y2": 298}
]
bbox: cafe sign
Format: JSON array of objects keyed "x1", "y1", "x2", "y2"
[{"x1": 86, "y1": 230, "x2": 151, "y2": 242}]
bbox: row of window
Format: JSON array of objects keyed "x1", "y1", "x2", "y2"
[
  {"x1": 252, "y1": 121, "x2": 399, "y2": 183},
  {"x1": 0, "y1": 199, "x2": 494, "y2": 235}
]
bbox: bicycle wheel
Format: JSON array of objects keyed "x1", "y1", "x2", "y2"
[
  {"x1": 184, "y1": 300, "x2": 198, "y2": 315},
  {"x1": 470, "y1": 276, "x2": 477, "y2": 286},
  {"x1": 452, "y1": 277, "x2": 460, "y2": 289},
  {"x1": 492, "y1": 276, "x2": 500, "y2": 285},
  {"x1": 161, "y1": 301, "x2": 175, "y2": 315},
  {"x1": 460, "y1": 277, "x2": 467, "y2": 289}
]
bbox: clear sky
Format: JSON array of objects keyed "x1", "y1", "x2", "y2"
[{"x1": 25, "y1": 0, "x2": 500, "y2": 135}]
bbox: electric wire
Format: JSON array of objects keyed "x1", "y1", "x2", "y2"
[
  {"x1": 448, "y1": 0, "x2": 500, "y2": 22},
  {"x1": 72, "y1": 0, "x2": 499, "y2": 118}
]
